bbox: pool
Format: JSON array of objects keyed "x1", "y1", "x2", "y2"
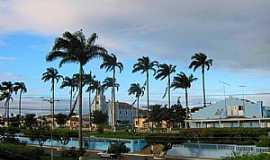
[{"x1": 16, "y1": 136, "x2": 146, "y2": 152}]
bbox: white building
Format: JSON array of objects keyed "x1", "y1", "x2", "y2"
[
  {"x1": 186, "y1": 96, "x2": 270, "y2": 128},
  {"x1": 92, "y1": 91, "x2": 142, "y2": 126}
]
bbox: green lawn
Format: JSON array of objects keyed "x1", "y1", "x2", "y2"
[{"x1": 222, "y1": 153, "x2": 270, "y2": 160}]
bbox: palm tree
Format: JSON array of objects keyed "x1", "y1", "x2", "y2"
[
  {"x1": 60, "y1": 76, "x2": 76, "y2": 112},
  {"x1": 155, "y1": 64, "x2": 176, "y2": 108},
  {"x1": 171, "y1": 72, "x2": 197, "y2": 116},
  {"x1": 0, "y1": 81, "x2": 14, "y2": 126},
  {"x1": 85, "y1": 72, "x2": 96, "y2": 131},
  {"x1": 132, "y1": 56, "x2": 158, "y2": 131},
  {"x1": 189, "y1": 52, "x2": 213, "y2": 107},
  {"x1": 128, "y1": 83, "x2": 145, "y2": 125},
  {"x1": 41, "y1": 67, "x2": 62, "y2": 129},
  {"x1": 46, "y1": 30, "x2": 107, "y2": 151},
  {"x1": 100, "y1": 53, "x2": 123, "y2": 130},
  {"x1": 13, "y1": 82, "x2": 27, "y2": 126}
]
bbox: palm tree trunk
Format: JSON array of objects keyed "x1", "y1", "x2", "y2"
[
  {"x1": 185, "y1": 88, "x2": 189, "y2": 128},
  {"x1": 70, "y1": 87, "x2": 73, "y2": 113},
  {"x1": 88, "y1": 87, "x2": 91, "y2": 132},
  {"x1": 19, "y1": 91, "x2": 22, "y2": 117},
  {"x1": 202, "y1": 67, "x2": 206, "y2": 107},
  {"x1": 146, "y1": 70, "x2": 153, "y2": 132},
  {"x1": 185, "y1": 88, "x2": 188, "y2": 109},
  {"x1": 52, "y1": 79, "x2": 55, "y2": 129},
  {"x1": 112, "y1": 68, "x2": 116, "y2": 132},
  {"x1": 7, "y1": 100, "x2": 10, "y2": 126},
  {"x1": 137, "y1": 97, "x2": 139, "y2": 125},
  {"x1": 168, "y1": 74, "x2": 171, "y2": 109},
  {"x1": 79, "y1": 63, "x2": 83, "y2": 152}
]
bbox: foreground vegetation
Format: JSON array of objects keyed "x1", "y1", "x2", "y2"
[
  {"x1": 223, "y1": 153, "x2": 270, "y2": 160},
  {"x1": 145, "y1": 128, "x2": 270, "y2": 146}
]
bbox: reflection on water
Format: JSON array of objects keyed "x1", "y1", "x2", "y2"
[
  {"x1": 167, "y1": 143, "x2": 270, "y2": 158},
  {"x1": 16, "y1": 136, "x2": 146, "y2": 152}
]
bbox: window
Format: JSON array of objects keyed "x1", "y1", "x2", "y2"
[{"x1": 238, "y1": 105, "x2": 244, "y2": 110}]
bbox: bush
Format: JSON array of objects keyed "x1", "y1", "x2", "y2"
[
  {"x1": 256, "y1": 136, "x2": 270, "y2": 147},
  {"x1": 107, "y1": 142, "x2": 130, "y2": 155},
  {"x1": 0, "y1": 143, "x2": 44, "y2": 160},
  {"x1": 222, "y1": 153, "x2": 270, "y2": 160},
  {"x1": 145, "y1": 128, "x2": 269, "y2": 145}
]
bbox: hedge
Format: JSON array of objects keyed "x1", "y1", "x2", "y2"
[
  {"x1": 145, "y1": 128, "x2": 270, "y2": 145},
  {"x1": 0, "y1": 143, "x2": 44, "y2": 160}
]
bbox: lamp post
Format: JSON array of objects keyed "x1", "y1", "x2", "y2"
[{"x1": 220, "y1": 81, "x2": 230, "y2": 117}]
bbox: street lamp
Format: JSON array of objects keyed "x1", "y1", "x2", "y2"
[{"x1": 220, "y1": 81, "x2": 230, "y2": 117}]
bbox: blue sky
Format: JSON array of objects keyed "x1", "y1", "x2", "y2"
[{"x1": 1, "y1": 0, "x2": 270, "y2": 107}]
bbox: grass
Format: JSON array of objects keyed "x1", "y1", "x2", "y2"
[{"x1": 222, "y1": 153, "x2": 270, "y2": 160}]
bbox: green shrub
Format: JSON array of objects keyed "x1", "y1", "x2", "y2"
[
  {"x1": 107, "y1": 142, "x2": 130, "y2": 155},
  {"x1": 256, "y1": 136, "x2": 270, "y2": 147},
  {"x1": 0, "y1": 143, "x2": 44, "y2": 160},
  {"x1": 145, "y1": 128, "x2": 269, "y2": 145},
  {"x1": 222, "y1": 153, "x2": 270, "y2": 160}
]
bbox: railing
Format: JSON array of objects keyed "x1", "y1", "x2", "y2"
[{"x1": 174, "y1": 143, "x2": 270, "y2": 153}]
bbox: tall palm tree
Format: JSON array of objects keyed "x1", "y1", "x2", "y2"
[
  {"x1": 189, "y1": 52, "x2": 213, "y2": 107},
  {"x1": 41, "y1": 67, "x2": 62, "y2": 129},
  {"x1": 100, "y1": 53, "x2": 123, "y2": 130},
  {"x1": 60, "y1": 76, "x2": 76, "y2": 112},
  {"x1": 85, "y1": 72, "x2": 96, "y2": 131},
  {"x1": 46, "y1": 30, "x2": 107, "y2": 151},
  {"x1": 102, "y1": 77, "x2": 120, "y2": 127},
  {"x1": 132, "y1": 56, "x2": 158, "y2": 131},
  {"x1": 171, "y1": 72, "x2": 197, "y2": 115},
  {"x1": 102, "y1": 78, "x2": 120, "y2": 97},
  {"x1": 0, "y1": 81, "x2": 14, "y2": 126},
  {"x1": 155, "y1": 64, "x2": 176, "y2": 108},
  {"x1": 13, "y1": 82, "x2": 27, "y2": 119},
  {"x1": 128, "y1": 83, "x2": 145, "y2": 125}
]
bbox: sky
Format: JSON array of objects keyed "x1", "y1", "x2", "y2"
[{"x1": 0, "y1": 0, "x2": 270, "y2": 114}]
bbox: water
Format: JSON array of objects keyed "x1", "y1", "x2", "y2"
[
  {"x1": 16, "y1": 136, "x2": 146, "y2": 152},
  {"x1": 167, "y1": 143, "x2": 270, "y2": 159}
]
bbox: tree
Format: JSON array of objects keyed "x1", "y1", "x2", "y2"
[
  {"x1": 100, "y1": 53, "x2": 123, "y2": 130},
  {"x1": 85, "y1": 72, "x2": 96, "y2": 131},
  {"x1": 155, "y1": 64, "x2": 176, "y2": 108},
  {"x1": 41, "y1": 67, "x2": 62, "y2": 129},
  {"x1": 171, "y1": 72, "x2": 197, "y2": 119},
  {"x1": 60, "y1": 76, "x2": 76, "y2": 112},
  {"x1": 132, "y1": 56, "x2": 158, "y2": 131},
  {"x1": 189, "y1": 52, "x2": 213, "y2": 107},
  {"x1": 107, "y1": 142, "x2": 130, "y2": 156},
  {"x1": 55, "y1": 113, "x2": 67, "y2": 127},
  {"x1": 128, "y1": 83, "x2": 145, "y2": 125},
  {"x1": 102, "y1": 77, "x2": 119, "y2": 127},
  {"x1": 24, "y1": 114, "x2": 37, "y2": 129},
  {"x1": 92, "y1": 110, "x2": 108, "y2": 132},
  {"x1": 46, "y1": 30, "x2": 107, "y2": 151},
  {"x1": 0, "y1": 81, "x2": 14, "y2": 126},
  {"x1": 13, "y1": 82, "x2": 27, "y2": 117},
  {"x1": 148, "y1": 104, "x2": 163, "y2": 128},
  {"x1": 170, "y1": 104, "x2": 187, "y2": 128}
]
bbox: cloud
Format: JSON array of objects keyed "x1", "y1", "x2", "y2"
[
  {"x1": 0, "y1": 0, "x2": 270, "y2": 72},
  {"x1": 0, "y1": 72, "x2": 22, "y2": 81}
]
